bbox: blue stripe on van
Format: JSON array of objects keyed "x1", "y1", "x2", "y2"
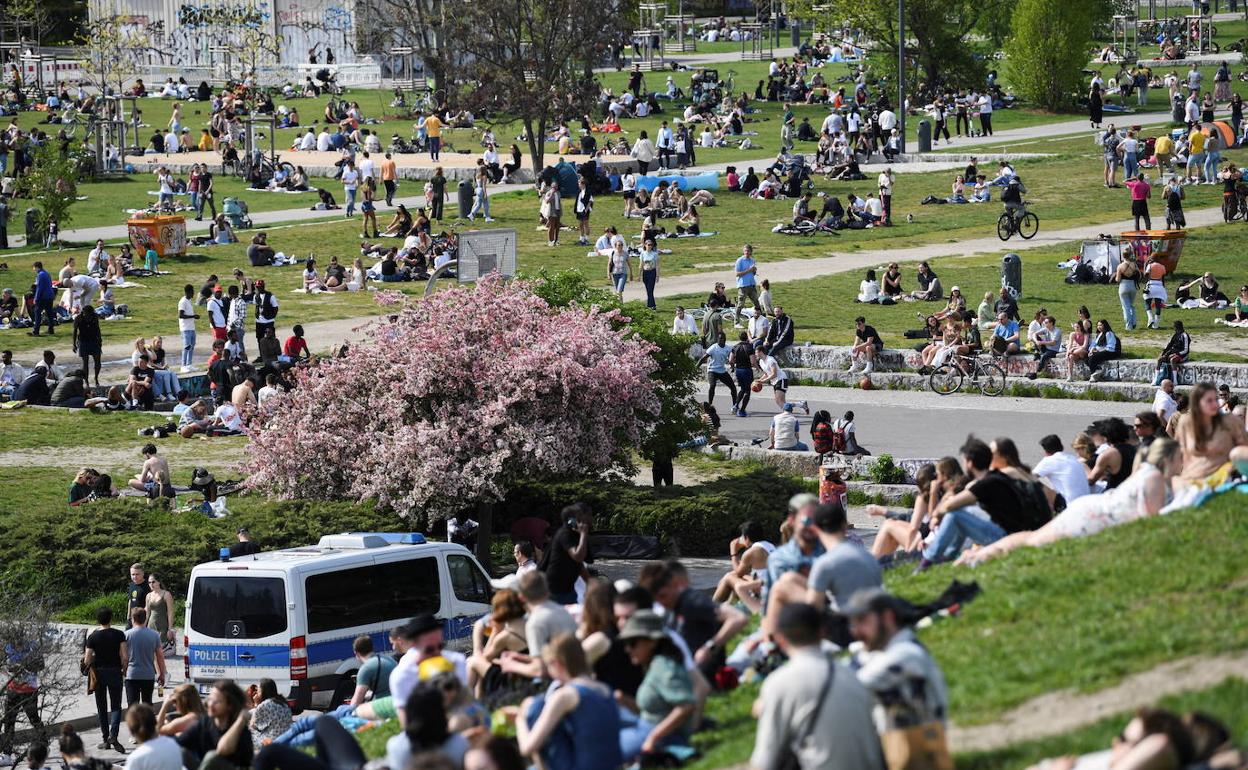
[
  {"x1": 190, "y1": 615, "x2": 483, "y2": 669},
  {"x1": 188, "y1": 644, "x2": 289, "y2": 668}
]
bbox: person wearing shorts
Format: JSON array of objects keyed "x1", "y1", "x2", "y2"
[
  {"x1": 756, "y1": 346, "x2": 809, "y2": 413},
  {"x1": 734, "y1": 244, "x2": 762, "y2": 327}
]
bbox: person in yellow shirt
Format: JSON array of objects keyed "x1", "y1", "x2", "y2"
[
  {"x1": 198, "y1": 129, "x2": 214, "y2": 152},
  {"x1": 424, "y1": 114, "x2": 443, "y2": 161},
  {"x1": 380, "y1": 152, "x2": 398, "y2": 205},
  {"x1": 1187, "y1": 127, "x2": 1207, "y2": 184},
  {"x1": 1153, "y1": 134, "x2": 1174, "y2": 172}
]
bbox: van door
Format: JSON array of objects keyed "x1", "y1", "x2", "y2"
[
  {"x1": 443, "y1": 552, "x2": 493, "y2": 645},
  {"x1": 186, "y1": 572, "x2": 290, "y2": 695}
]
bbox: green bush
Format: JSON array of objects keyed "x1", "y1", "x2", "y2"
[
  {"x1": 495, "y1": 468, "x2": 809, "y2": 556},
  {"x1": 866, "y1": 454, "x2": 907, "y2": 485},
  {"x1": 0, "y1": 498, "x2": 403, "y2": 602}
]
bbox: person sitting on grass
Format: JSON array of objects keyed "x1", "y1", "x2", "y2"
[
  {"x1": 962, "y1": 439, "x2": 1181, "y2": 566},
  {"x1": 711, "y1": 521, "x2": 776, "y2": 614},
  {"x1": 866, "y1": 463, "x2": 936, "y2": 561},
  {"x1": 1026, "y1": 707, "x2": 1240, "y2": 770},
  {"x1": 128, "y1": 444, "x2": 172, "y2": 498},
  {"x1": 909, "y1": 262, "x2": 943, "y2": 302}
]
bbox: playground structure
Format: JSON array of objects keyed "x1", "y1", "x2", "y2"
[
  {"x1": 1184, "y1": 14, "x2": 1216, "y2": 54},
  {"x1": 663, "y1": 0, "x2": 696, "y2": 54},
  {"x1": 1112, "y1": 15, "x2": 1139, "y2": 62},
  {"x1": 740, "y1": 21, "x2": 773, "y2": 61},
  {"x1": 631, "y1": 2, "x2": 667, "y2": 71}
]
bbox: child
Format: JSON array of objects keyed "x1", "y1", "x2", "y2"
[{"x1": 675, "y1": 133, "x2": 688, "y2": 170}]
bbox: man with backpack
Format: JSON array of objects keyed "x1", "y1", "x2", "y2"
[{"x1": 830, "y1": 411, "x2": 870, "y2": 456}]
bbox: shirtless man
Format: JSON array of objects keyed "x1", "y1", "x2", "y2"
[
  {"x1": 231, "y1": 377, "x2": 257, "y2": 410},
  {"x1": 711, "y1": 521, "x2": 776, "y2": 613},
  {"x1": 128, "y1": 444, "x2": 171, "y2": 497}
]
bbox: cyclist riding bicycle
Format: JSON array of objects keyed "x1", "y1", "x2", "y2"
[{"x1": 1001, "y1": 175, "x2": 1027, "y2": 222}]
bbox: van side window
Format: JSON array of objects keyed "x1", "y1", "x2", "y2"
[
  {"x1": 447, "y1": 554, "x2": 492, "y2": 605},
  {"x1": 305, "y1": 557, "x2": 440, "y2": 634}
]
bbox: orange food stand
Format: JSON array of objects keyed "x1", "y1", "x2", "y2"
[
  {"x1": 1119, "y1": 229, "x2": 1185, "y2": 275},
  {"x1": 127, "y1": 214, "x2": 187, "y2": 258}
]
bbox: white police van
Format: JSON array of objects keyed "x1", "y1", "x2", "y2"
[{"x1": 184, "y1": 532, "x2": 493, "y2": 711}]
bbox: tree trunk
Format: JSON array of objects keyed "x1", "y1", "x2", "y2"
[
  {"x1": 524, "y1": 117, "x2": 545, "y2": 175},
  {"x1": 474, "y1": 500, "x2": 495, "y2": 573}
]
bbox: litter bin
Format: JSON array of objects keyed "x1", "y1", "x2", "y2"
[
  {"x1": 24, "y1": 207, "x2": 43, "y2": 246},
  {"x1": 1001, "y1": 252, "x2": 1022, "y2": 299},
  {"x1": 917, "y1": 120, "x2": 932, "y2": 153},
  {"x1": 790, "y1": 21, "x2": 801, "y2": 47},
  {"x1": 457, "y1": 178, "x2": 474, "y2": 218}
]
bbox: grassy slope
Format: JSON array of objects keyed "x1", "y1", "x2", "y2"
[{"x1": 681, "y1": 490, "x2": 1248, "y2": 768}]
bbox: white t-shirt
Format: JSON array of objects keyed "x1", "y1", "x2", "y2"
[
  {"x1": 866, "y1": 197, "x2": 883, "y2": 217},
  {"x1": 316, "y1": 131, "x2": 332, "y2": 152},
  {"x1": 127, "y1": 736, "x2": 182, "y2": 770},
  {"x1": 750, "y1": 314, "x2": 771, "y2": 341},
  {"x1": 978, "y1": 95, "x2": 993, "y2": 114},
  {"x1": 214, "y1": 402, "x2": 243, "y2": 431},
  {"x1": 1153, "y1": 389, "x2": 1178, "y2": 423},
  {"x1": 772, "y1": 412, "x2": 799, "y2": 448},
  {"x1": 178, "y1": 296, "x2": 196, "y2": 333},
  {"x1": 389, "y1": 648, "x2": 469, "y2": 709},
  {"x1": 299, "y1": 132, "x2": 316, "y2": 151},
  {"x1": 877, "y1": 173, "x2": 893, "y2": 195},
  {"x1": 672, "y1": 314, "x2": 698, "y2": 335},
  {"x1": 1033, "y1": 451, "x2": 1091, "y2": 504},
  {"x1": 206, "y1": 297, "x2": 226, "y2": 329},
  {"x1": 758, "y1": 354, "x2": 786, "y2": 383},
  {"x1": 257, "y1": 385, "x2": 279, "y2": 406},
  {"x1": 358, "y1": 158, "x2": 377, "y2": 183},
  {"x1": 341, "y1": 169, "x2": 360, "y2": 191}
]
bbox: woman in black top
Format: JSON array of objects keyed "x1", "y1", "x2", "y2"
[
  {"x1": 73, "y1": 305, "x2": 104, "y2": 388},
  {"x1": 503, "y1": 145, "x2": 522, "y2": 181},
  {"x1": 582, "y1": 583, "x2": 643, "y2": 697},
  {"x1": 1231, "y1": 94, "x2": 1244, "y2": 145},
  {"x1": 882, "y1": 263, "x2": 903, "y2": 298},
  {"x1": 178, "y1": 679, "x2": 253, "y2": 769},
  {"x1": 83, "y1": 607, "x2": 127, "y2": 752},
  {"x1": 740, "y1": 167, "x2": 760, "y2": 194},
  {"x1": 58, "y1": 725, "x2": 113, "y2": 770}
]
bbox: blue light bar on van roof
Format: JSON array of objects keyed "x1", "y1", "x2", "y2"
[{"x1": 348, "y1": 532, "x2": 427, "y2": 545}]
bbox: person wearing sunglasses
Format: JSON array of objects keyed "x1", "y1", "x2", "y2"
[
  {"x1": 617, "y1": 610, "x2": 696, "y2": 762},
  {"x1": 388, "y1": 614, "x2": 465, "y2": 729}
]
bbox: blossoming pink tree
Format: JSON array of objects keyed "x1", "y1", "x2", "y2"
[{"x1": 244, "y1": 277, "x2": 660, "y2": 563}]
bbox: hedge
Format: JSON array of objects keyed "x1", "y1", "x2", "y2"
[
  {"x1": 0, "y1": 498, "x2": 401, "y2": 602},
  {"x1": 496, "y1": 467, "x2": 811, "y2": 556}
]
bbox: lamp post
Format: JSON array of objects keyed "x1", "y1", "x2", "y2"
[{"x1": 897, "y1": 0, "x2": 905, "y2": 152}]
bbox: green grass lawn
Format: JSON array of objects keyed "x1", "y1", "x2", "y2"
[
  {"x1": 659, "y1": 220, "x2": 1248, "y2": 362},
  {"x1": 681, "y1": 490, "x2": 1248, "y2": 768}
]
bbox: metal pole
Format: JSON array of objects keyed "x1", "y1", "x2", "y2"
[{"x1": 897, "y1": 0, "x2": 905, "y2": 153}]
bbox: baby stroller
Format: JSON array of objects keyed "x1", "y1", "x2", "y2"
[{"x1": 223, "y1": 198, "x2": 253, "y2": 230}]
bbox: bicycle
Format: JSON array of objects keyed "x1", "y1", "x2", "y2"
[
  {"x1": 237, "y1": 151, "x2": 296, "y2": 183},
  {"x1": 997, "y1": 205, "x2": 1039, "y2": 241},
  {"x1": 929, "y1": 353, "x2": 1007, "y2": 397},
  {"x1": 1221, "y1": 183, "x2": 1248, "y2": 222}
]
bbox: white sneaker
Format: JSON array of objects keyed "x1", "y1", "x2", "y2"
[
  {"x1": 485, "y1": 217, "x2": 496, "y2": 222},
  {"x1": 179, "y1": 365, "x2": 192, "y2": 373}
]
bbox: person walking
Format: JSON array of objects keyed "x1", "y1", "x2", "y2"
[
  {"x1": 73, "y1": 306, "x2": 104, "y2": 388},
  {"x1": 573, "y1": 177, "x2": 592, "y2": 245},
  {"x1": 430, "y1": 167, "x2": 446, "y2": 221},
  {"x1": 0, "y1": 640, "x2": 45, "y2": 757},
  {"x1": 469, "y1": 166, "x2": 493, "y2": 222},
  {"x1": 1125, "y1": 172, "x2": 1152, "y2": 231},
  {"x1": 424, "y1": 111, "x2": 443, "y2": 161},
  {"x1": 124, "y1": 608, "x2": 167, "y2": 707},
  {"x1": 30, "y1": 262, "x2": 55, "y2": 336},
  {"x1": 84, "y1": 607, "x2": 128, "y2": 753},
  {"x1": 607, "y1": 236, "x2": 632, "y2": 301},
  {"x1": 380, "y1": 152, "x2": 398, "y2": 206},
  {"x1": 0, "y1": 194, "x2": 9, "y2": 250},
  {"x1": 1115, "y1": 254, "x2": 1141, "y2": 331},
  {"x1": 341, "y1": 160, "x2": 359, "y2": 218},
  {"x1": 177, "y1": 284, "x2": 198, "y2": 371},
  {"x1": 196, "y1": 167, "x2": 216, "y2": 221},
  {"x1": 639, "y1": 237, "x2": 660, "y2": 309},
  {"x1": 733, "y1": 244, "x2": 762, "y2": 327},
  {"x1": 361, "y1": 176, "x2": 379, "y2": 237}
]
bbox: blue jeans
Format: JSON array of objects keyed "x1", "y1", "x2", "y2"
[
  {"x1": 469, "y1": 190, "x2": 490, "y2": 219},
  {"x1": 182, "y1": 329, "x2": 196, "y2": 367},
  {"x1": 612, "y1": 272, "x2": 627, "y2": 293},
  {"x1": 642, "y1": 269, "x2": 658, "y2": 308},
  {"x1": 429, "y1": 136, "x2": 441, "y2": 159},
  {"x1": 922, "y1": 507, "x2": 1006, "y2": 562},
  {"x1": 776, "y1": 441, "x2": 809, "y2": 452},
  {"x1": 1119, "y1": 282, "x2": 1137, "y2": 330},
  {"x1": 190, "y1": 191, "x2": 200, "y2": 212},
  {"x1": 1204, "y1": 151, "x2": 1221, "y2": 182},
  {"x1": 152, "y1": 369, "x2": 179, "y2": 398},
  {"x1": 1124, "y1": 152, "x2": 1138, "y2": 180},
  {"x1": 618, "y1": 707, "x2": 684, "y2": 761},
  {"x1": 345, "y1": 188, "x2": 357, "y2": 216}
]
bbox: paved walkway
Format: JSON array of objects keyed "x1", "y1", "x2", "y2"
[
  {"x1": 931, "y1": 110, "x2": 1176, "y2": 152},
  {"x1": 621, "y1": 203, "x2": 1228, "y2": 303}
]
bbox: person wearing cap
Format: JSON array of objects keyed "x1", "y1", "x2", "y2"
[
  {"x1": 617, "y1": 610, "x2": 696, "y2": 761},
  {"x1": 769, "y1": 403, "x2": 807, "y2": 452},
  {"x1": 758, "y1": 494, "x2": 826, "y2": 641},
  {"x1": 846, "y1": 588, "x2": 950, "y2": 738},
  {"x1": 389, "y1": 614, "x2": 467, "y2": 728},
  {"x1": 229, "y1": 527, "x2": 260, "y2": 557},
  {"x1": 750, "y1": 602, "x2": 884, "y2": 770}
]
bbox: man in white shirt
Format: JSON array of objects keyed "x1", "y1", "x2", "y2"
[
  {"x1": 256, "y1": 374, "x2": 280, "y2": 406},
  {"x1": 657, "y1": 121, "x2": 675, "y2": 170},
  {"x1": 87, "y1": 239, "x2": 110, "y2": 275},
  {"x1": 206, "y1": 288, "x2": 227, "y2": 343},
  {"x1": 357, "y1": 152, "x2": 377, "y2": 185},
  {"x1": 877, "y1": 108, "x2": 897, "y2": 132},
  {"x1": 212, "y1": 400, "x2": 243, "y2": 432},
  {"x1": 1153, "y1": 378, "x2": 1179, "y2": 424},
  {"x1": 978, "y1": 93, "x2": 993, "y2": 136},
  {"x1": 1033, "y1": 435, "x2": 1090, "y2": 504},
  {"x1": 749, "y1": 311, "x2": 770, "y2": 349},
  {"x1": 316, "y1": 129, "x2": 333, "y2": 152},
  {"x1": 177, "y1": 284, "x2": 199, "y2": 371},
  {"x1": 672, "y1": 306, "x2": 699, "y2": 335},
  {"x1": 164, "y1": 130, "x2": 178, "y2": 154},
  {"x1": 389, "y1": 614, "x2": 468, "y2": 727},
  {"x1": 769, "y1": 404, "x2": 807, "y2": 451},
  {"x1": 877, "y1": 167, "x2": 894, "y2": 226},
  {"x1": 299, "y1": 129, "x2": 316, "y2": 151}
]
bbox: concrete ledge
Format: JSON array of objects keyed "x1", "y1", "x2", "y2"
[
  {"x1": 703, "y1": 444, "x2": 934, "y2": 484},
  {"x1": 779, "y1": 344, "x2": 1248, "y2": 391},
  {"x1": 847, "y1": 481, "x2": 917, "y2": 504}
]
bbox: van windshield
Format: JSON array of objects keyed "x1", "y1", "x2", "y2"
[{"x1": 191, "y1": 576, "x2": 287, "y2": 639}]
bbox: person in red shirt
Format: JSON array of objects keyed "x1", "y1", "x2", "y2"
[{"x1": 283, "y1": 324, "x2": 310, "y2": 360}]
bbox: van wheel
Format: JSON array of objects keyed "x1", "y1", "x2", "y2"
[{"x1": 330, "y1": 673, "x2": 357, "y2": 708}]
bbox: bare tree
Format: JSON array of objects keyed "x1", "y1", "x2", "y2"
[
  {"x1": 359, "y1": 0, "x2": 456, "y2": 99},
  {"x1": 445, "y1": 0, "x2": 618, "y2": 173},
  {"x1": 79, "y1": 0, "x2": 150, "y2": 98},
  {"x1": 0, "y1": 586, "x2": 80, "y2": 757}
]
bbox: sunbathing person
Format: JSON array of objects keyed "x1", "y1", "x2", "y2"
[
  {"x1": 381, "y1": 204, "x2": 414, "y2": 237},
  {"x1": 1171, "y1": 382, "x2": 1248, "y2": 489},
  {"x1": 865, "y1": 463, "x2": 936, "y2": 559},
  {"x1": 959, "y1": 438, "x2": 1181, "y2": 566},
  {"x1": 711, "y1": 521, "x2": 775, "y2": 613}
]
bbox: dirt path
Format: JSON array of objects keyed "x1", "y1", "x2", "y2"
[
  {"x1": 0, "y1": 438, "x2": 246, "y2": 471},
  {"x1": 949, "y1": 651, "x2": 1248, "y2": 752}
]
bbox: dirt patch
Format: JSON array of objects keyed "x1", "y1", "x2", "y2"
[
  {"x1": 949, "y1": 651, "x2": 1248, "y2": 752},
  {"x1": 0, "y1": 439, "x2": 248, "y2": 471},
  {"x1": 1197, "y1": 332, "x2": 1248, "y2": 360}
]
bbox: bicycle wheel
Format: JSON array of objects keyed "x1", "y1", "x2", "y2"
[
  {"x1": 929, "y1": 363, "x2": 963, "y2": 395},
  {"x1": 278, "y1": 161, "x2": 296, "y2": 178},
  {"x1": 1223, "y1": 197, "x2": 1236, "y2": 223},
  {"x1": 996, "y1": 213, "x2": 1014, "y2": 241},
  {"x1": 1018, "y1": 212, "x2": 1040, "y2": 239},
  {"x1": 977, "y1": 362, "x2": 1007, "y2": 396}
]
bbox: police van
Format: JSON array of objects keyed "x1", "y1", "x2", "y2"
[{"x1": 184, "y1": 532, "x2": 493, "y2": 711}]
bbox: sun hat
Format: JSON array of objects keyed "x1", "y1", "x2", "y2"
[{"x1": 618, "y1": 610, "x2": 667, "y2": 642}]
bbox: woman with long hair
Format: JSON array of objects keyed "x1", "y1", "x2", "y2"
[
  {"x1": 176, "y1": 679, "x2": 252, "y2": 768},
  {"x1": 126, "y1": 703, "x2": 182, "y2": 770},
  {"x1": 1172, "y1": 382, "x2": 1248, "y2": 488},
  {"x1": 866, "y1": 463, "x2": 936, "y2": 559},
  {"x1": 384, "y1": 685, "x2": 468, "y2": 769},
  {"x1": 57, "y1": 725, "x2": 112, "y2": 770},
  {"x1": 360, "y1": 176, "x2": 379, "y2": 238},
  {"x1": 144, "y1": 574, "x2": 177, "y2": 655},
  {"x1": 961, "y1": 439, "x2": 1183, "y2": 566},
  {"x1": 248, "y1": 678, "x2": 292, "y2": 745},
  {"x1": 467, "y1": 589, "x2": 528, "y2": 698},
  {"x1": 616, "y1": 611, "x2": 696, "y2": 761},
  {"x1": 516, "y1": 633, "x2": 622, "y2": 770}
]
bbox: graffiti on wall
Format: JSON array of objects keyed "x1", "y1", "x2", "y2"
[{"x1": 176, "y1": 2, "x2": 271, "y2": 29}]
